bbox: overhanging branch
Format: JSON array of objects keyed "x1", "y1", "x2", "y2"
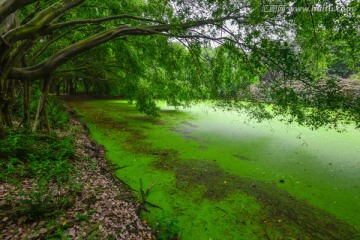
[
  {"x1": 9, "y1": 15, "x2": 244, "y2": 81},
  {"x1": 2, "y1": 0, "x2": 84, "y2": 43},
  {"x1": 0, "y1": 0, "x2": 38, "y2": 22},
  {"x1": 49, "y1": 14, "x2": 166, "y2": 31}
]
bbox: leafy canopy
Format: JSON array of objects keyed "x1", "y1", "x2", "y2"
[{"x1": 0, "y1": 0, "x2": 359, "y2": 130}]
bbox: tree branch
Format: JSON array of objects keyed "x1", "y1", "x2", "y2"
[
  {"x1": 3, "y1": 0, "x2": 84, "y2": 43},
  {"x1": 49, "y1": 14, "x2": 166, "y2": 31},
  {"x1": 21, "y1": 1, "x2": 42, "y2": 25},
  {"x1": 9, "y1": 15, "x2": 244, "y2": 80},
  {"x1": 0, "y1": 0, "x2": 38, "y2": 22},
  {"x1": 30, "y1": 27, "x2": 81, "y2": 64}
]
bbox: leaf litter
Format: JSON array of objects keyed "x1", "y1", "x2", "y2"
[{"x1": 0, "y1": 111, "x2": 154, "y2": 239}]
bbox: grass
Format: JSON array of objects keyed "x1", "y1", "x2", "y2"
[{"x1": 72, "y1": 99, "x2": 360, "y2": 239}]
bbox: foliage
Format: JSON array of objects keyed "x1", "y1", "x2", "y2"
[
  {"x1": 0, "y1": 133, "x2": 74, "y2": 179},
  {"x1": 0, "y1": 131, "x2": 78, "y2": 221},
  {"x1": 47, "y1": 96, "x2": 70, "y2": 130},
  {"x1": 0, "y1": 0, "x2": 359, "y2": 134}
]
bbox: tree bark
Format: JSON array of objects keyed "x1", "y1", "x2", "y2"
[
  {"x1": 0, "y1": 74, "x2": 12, "y2": 128},
  {"x1": 69, "y1": 79, "x2": 75, "y2": 95},
  {"x1": 0, "y1": 74, "x2": 6, "y2": 136},
  {"x1": 84, "y1": 80, "x2": 89, "y2": 95},
  {"x1": 0, "y1": 95, "x2": 5, "y2": 138},
  {"x1": 2, "y1": 0, "x2": 84, "y2": 44},
  {"x1": 63, "y1": 82, "x2": 66, "y2": 94},
  {"x1": 56, "y1": 84, "x2": 60, "y2": 96},
  {"x1": 0, "y1": 0, "x2": 38, "y2": 22},
  {"x1": 22, "y1": 78, "x2": 31, "y2": 127},
  {"x1": 33, "y1": 76, "x2": 51, "y2": 134},
  {"x1": 1, "y1": 100, "x2": 12, "y2": 126}
]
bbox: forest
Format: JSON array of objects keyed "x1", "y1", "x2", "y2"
[{"x1": 0, "y1": 0, "x2": 359, "y2": 239}]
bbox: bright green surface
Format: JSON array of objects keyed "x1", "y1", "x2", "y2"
[{"x1": 72, "y1": 100, "x2": 360, "y2": 239}]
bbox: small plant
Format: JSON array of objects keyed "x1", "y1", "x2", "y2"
[
  {"x1": 13, "y1": 179, "x2": 80, "y2": 221},
  {"x1": 75, "y1": 212, "x2": 90, "y2": 222},
  {"x1": 45, "y1": 220, "x2": 71, "y2": 239},
  {"x1": 153, "y1": 214, "x2": 181, "y2": 240},
  {"x1": 137, "y1": 178, "x2": 161, "y2": 213}
]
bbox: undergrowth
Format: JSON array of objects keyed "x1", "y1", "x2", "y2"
[
  {"x1": 0, "y1": 95, "x2": 80, "y2": 224},
  {"x1": 13, "y1": 89, "x2": 70, "y2": 130},
  {"x1": 0, "y1": 131, "x2": 80, "y2": 221}
]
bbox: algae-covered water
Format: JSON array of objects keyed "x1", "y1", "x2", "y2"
[{"x1": 71, "y1": 100, "x2": 360, "y2": 239}]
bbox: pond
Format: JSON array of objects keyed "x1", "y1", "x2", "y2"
[{"x1": 71, "y1": 100, "x2": 360, "y2": 239}]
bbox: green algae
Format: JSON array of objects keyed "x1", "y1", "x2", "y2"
[{"x1": 71, "y1": 100, "x2": 360, "y2": 239}]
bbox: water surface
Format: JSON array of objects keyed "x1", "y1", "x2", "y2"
[{"x1": 72, "y1": 100, "x2": 360, "y2": 239}]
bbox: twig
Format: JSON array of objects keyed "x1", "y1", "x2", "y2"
[{"x1": 210, "y1": 204, "x2": 228, "y2": 213}]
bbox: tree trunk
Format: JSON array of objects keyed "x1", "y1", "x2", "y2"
[
  {"x1": 33, "y1": 76, "x2": 51, "y2": 134},
  {"x1": 69, "y1": 78, "x2": 76, "y2": 95},
  {"x1": 0, "y1": 80, "x2": 13, "y2": 128},
  {"x1": 1, "y1": 101, "x2": 12, "y2": 126},
  {"x1": 0, "y1": 72, "x2": 6, "y2": 136},
  {"x1": 74, "y1": 80, "x2": 77, "y2": 95},
  {"x1": 22, "y1": 78, "x2": 31, "y2": 127},
  {"x1": 56, "y1": 84, "x2": 60, "y2": 96},
  {"x1": 0, "y1": 97, "x2": 5, "y2": 139},
  {"x1": 84, "y1": 80, "x2": 89, "y2": 95},
  {"x1": 0, "y1": 94, "x2": 12, "y2": 138},
  {"x1": 1, "y1": 74, "x2": 16, "y2": 127}
]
